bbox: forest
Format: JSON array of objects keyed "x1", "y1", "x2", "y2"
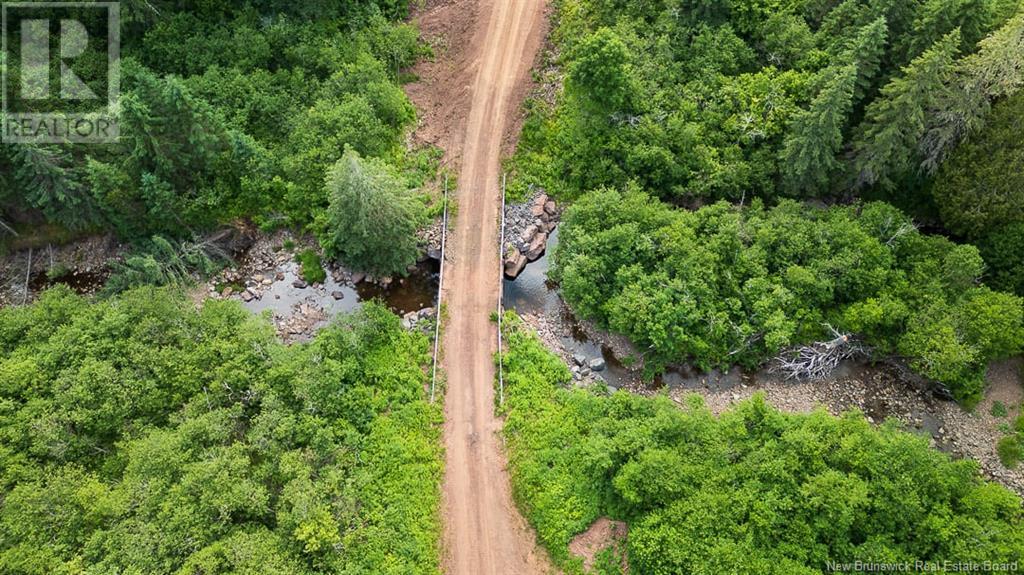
[
  {"x1": 499, "y1": 314, "x2": 1024, "y2": 574},
  {"x1": 554, "y1": 189, "x2": 1023, "y2": 405},
  {"x1": 507, "y1": 0, "x2": 1024, "y2": 404},
  {"x1": 0, "y1": 288, "x2": 442, "y2": 575},
  {"x1": 1, "y1": 0, "x2": 434, "y2": 278},
  {"x1": 1, "y1": 0, "x2": 1024, "y2": 572}
]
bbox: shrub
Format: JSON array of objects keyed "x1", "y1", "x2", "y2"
[
  {"x1": 997, "y1": 436, "x2": 1022, "y2": 468},
  {"x1": 295, "y1": 249, "x2": 327, "y2": 285}
]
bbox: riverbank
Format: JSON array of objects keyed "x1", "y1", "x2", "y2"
[{"x1": 507, "y1": 255, "x2": 1024, "y2": 497}]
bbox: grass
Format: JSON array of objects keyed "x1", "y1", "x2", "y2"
[
  {"x1": 991, "y1": 401, "x2": 1009, "y2": 418},
  {"x1": 295, "y1": 249, "x2": 327, "y2": 285}
]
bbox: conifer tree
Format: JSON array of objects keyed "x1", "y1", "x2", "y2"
[
  {"x1": 851, "y1": 29, "x2": 960, "y2": 189},
  {"x1": 841, "y1": 17, "x2": 889, "y2": 103},
  {"x1": 920, "y1": 11, "x2": 1024, "y2": 171},
  {"x1": 321, "y1": 148, "x2": 422, "y2": 276},
  {"x1": 780, "y1": 65, "x2": 858, "y2": 195}
]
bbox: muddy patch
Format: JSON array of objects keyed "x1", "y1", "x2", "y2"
[
  {"x1": 569, "y1": 517, "x2": 628, "y2": 574},
  {"x1": 1, "y1": 235, "x2": 123, "y2": 306}
]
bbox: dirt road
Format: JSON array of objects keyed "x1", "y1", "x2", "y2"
[{"x1": 439, "y1": 0, "x2": 553, "y2": 573}]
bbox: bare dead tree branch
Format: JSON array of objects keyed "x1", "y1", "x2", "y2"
[{"x1": 773, "y1": 325, "x2": 865, "y2": 381}]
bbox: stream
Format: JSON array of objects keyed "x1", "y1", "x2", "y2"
[
  {"x1": 240, "y1": 257, "x2": 440, "y2": 319},
  {"x1": 500, "y1": 227, "x2": 950, "y2": 445}
]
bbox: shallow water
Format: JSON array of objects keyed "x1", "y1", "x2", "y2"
[
  {"x1": 241, "y1": 257, "x2": 440, "y2": 320},
  {"x1": 30, "y1": 268, "x2": 108, "y2": 295}
]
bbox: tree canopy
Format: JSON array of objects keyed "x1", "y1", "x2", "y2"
[
  {"x1": 0, "y1": 288, "x2": 442, "y2": 575},
  {"x1": 554, "y1": 188, "x2": 1024, "y2": 404},
  {"x1": 320, "y1": 148, "x2": 424, "y2": 277},
  {"x1": 499, "y1": 315, "x2": 1024, "y2": 574}
]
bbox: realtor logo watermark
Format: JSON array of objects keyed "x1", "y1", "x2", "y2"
[{"x1": 2, "y1": 2, "x2": 119, "y2": 143}]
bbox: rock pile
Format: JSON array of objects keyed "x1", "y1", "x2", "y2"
[
  {"x1": 418, "y1": 219, "x2": 445, "y2": 260},
  {"x1": 401, "y1": 308, "x2": 437, "y2": 332},
  {"x1": 503, "y1": 191, "x2": 560, "y2": 279}
]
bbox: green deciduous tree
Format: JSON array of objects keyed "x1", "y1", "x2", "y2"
[{"x1": 567, "y1": 27, "x2": 634, "y2": 112}]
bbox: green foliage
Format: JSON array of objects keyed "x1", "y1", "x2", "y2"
[
  {"x1": 932, "y1": 90, "x2": 1024, "y2": 238},
  {"x1": 509, "y1": 0, "x2": 1019, "y2": 203},
  {"x1": 997, "y1": 436, "x2": 1022, "y2": 468},
  {"x1": 295, "y1": 249, "x2": 327, "y2": 285},
  {"x1": 568, "y1": 28, "x2": 634, "y2": 112},
  {"x1": 1, "y1": 2, "x2": 426, "y2": 242},
  {"x1": 780, "y1": 65, "x2": 857, "y2": 195},
  {"x1": 0, "y1": 288, "x2": 442, "y2": 574},
  {"x1": 555, "y1": 188, "x2": 1024, "y2": 404},
  {"x1": 978, "y1": 223, "x2": 1024, "y2": 296},
  {"x1": 104, "y1": 236, "x2": 228, "y2": 294},
  {"x1": 991, "y1": 400, "x2": 1009, "y2": 418},
  {"x1": 320, "y1": 149, "x2": 423, "y2": 277},
  {"x1": 500, "y1": 316, "x2": 1024, "y2": 573},
  {"x1": 851, "y1": 30, "x2": 961, "y2": 190}
]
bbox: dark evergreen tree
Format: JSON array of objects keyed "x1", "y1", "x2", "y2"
[
  {"x1": 851, "y1": 29, "x2": 960, "y2": 189},
  {"x1": 780, "y1": 65, "x2": 858, "y2": 195}
]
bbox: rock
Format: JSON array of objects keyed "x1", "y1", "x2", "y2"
[
  {"x1": 589, "y1": 357, "x2": 606, "y2": 372},
  {"x1": 419, "y1": 308, "x2": 435, "y2": 319},
  {"x1": 525, "y1": 232, "x2": 549, "y2": 261},
  {"x1": 379, "y1": 276, "x2": 393, "y2": 287},
  {"x1": 504, "y1": 247, "x2": 528, "y2": 278},
  {"x1": 544, "y1": 200, "x2": 557, "y2": 216},
  {"x1": 530, "y1": 203, "x2": 546, "y2": 217},
  {"x1": 522, "y1": 224, "x2": 539, "y2": 242},
  {"x1": 221, "y1": 286, "x2": 233, "y2": 297},
  {"x1": 275, "y1": 272, "x2": 285, "y2": 281},
  {"x1": 351, "y1": 272, "x2": 366, "y2": 284},
  {"x1": 331, "y1": 291, "x2": 345, "y2": 300},
  {"x1": 573, "y1": 354, "x2": 587, "y2": 366},
  {"x1": 427, "y1": 248, "x2": 443, "y2": 261},
  {"x1": 240, "y1": 290, "x2": 255, "y2": 302},
  {"x1": 580, "y1": 367, "x2": 591, "y2": 377},
  {"x1": 262, "y1": 278, "x2": 273, "y2": 286},
  {"x1": 533, "y1": 193, "x2": 549, "y2": 209},
  {"x1": 292, "y1": 279, "x2": 307, "y2": 289}
]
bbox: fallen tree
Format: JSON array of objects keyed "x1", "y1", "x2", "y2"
[{"x1": 774, "y1": 325, "x2": 865, "y2": 381}]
